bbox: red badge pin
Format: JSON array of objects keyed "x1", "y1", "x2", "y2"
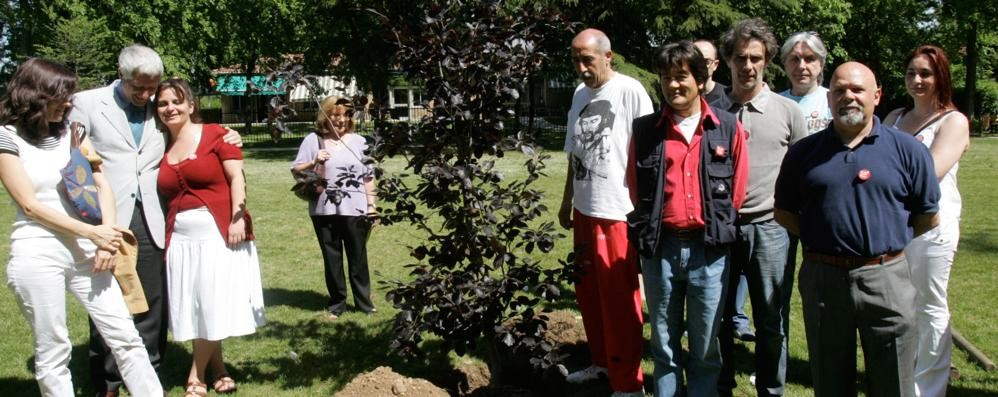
[
  {"x1": 858, "y1": 169, "x2": 872, "y2": 181},
  {"x1": 714, "y1": 146, "x2": 727, "y2": 157}
]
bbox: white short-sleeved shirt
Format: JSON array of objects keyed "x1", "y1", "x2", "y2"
[{"x1": 564, "y1": 73, "x2": 653, "y2": 221}]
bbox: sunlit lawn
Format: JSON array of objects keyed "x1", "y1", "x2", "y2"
[{"x1": 1, "y1": 139, "x2": 996, "y2": 396}]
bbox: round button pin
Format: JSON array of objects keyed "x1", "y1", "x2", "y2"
[{"x1": 858, "y1": 169, "x2": 872, "y2": 181}]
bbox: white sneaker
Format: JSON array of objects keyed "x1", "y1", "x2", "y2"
[
  {"x1": 610, "y1": 391, "x2": 645, "y2": 397},
  {"x1": 749, "y1": 372, "x2": 756, "y2": 386},
  {"x1": 565, "y1": 365, "x2": 608, "y2": 383}
]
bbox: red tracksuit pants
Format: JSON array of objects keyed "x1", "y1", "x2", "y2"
[{"x1": 573, "y1": 210, "x2": 644, "y2": 392}]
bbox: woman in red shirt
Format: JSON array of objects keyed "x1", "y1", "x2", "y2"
[{"x1": 155, "y1": 78, "x2": 265, "y2": 397}]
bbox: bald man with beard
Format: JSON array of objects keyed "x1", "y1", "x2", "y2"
[{"x1": 774, "y1": 62, "x2": 940, "y2": 396}]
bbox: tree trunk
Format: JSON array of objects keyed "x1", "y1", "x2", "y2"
[
  {"x1": 964, "y1": 19, "x2": 978, "y2": 122},
  {"x1": 243, "y1": 55, "x2": 258, "y2": 136}
]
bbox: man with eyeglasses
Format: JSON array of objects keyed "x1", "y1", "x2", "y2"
[
  {"x1": 693, "y1": 39, "x2": 733, "y2": 111},
  {"x1": 716, "y1": 18, "x2": 807, "y2": 397},
  {"x1": 69, "y1": 44, "x2": 240, "y2": 397}
]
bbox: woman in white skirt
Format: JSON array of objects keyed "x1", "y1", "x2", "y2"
[
  {"x1": 154, "y1": 78, "x2": 265, "y2": 397},
  {"x1": 0, "y1": 58, "x2": 162, "y2": 396}
]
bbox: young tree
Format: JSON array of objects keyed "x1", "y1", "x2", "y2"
[{"x1": 368, "y1": 0, "x2": 574, "y2": 371}]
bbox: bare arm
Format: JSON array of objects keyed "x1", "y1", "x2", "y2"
[
  {"x1": 0, "y1": 152, "x2": 121, "y2": 251},
  {"x1": 223, "y1": 159, "x2": 248, "y2": 246},
  {"x1": 928, "y1": 112, "x2": 970, "y2": 179},
  {"x1": 774, "y1": 209, "x2": 800, "y2": 237},
  {"x1": 883, "y1": 108, "x2": 903, "y2": 127},
  {"x1": 84, "y1": 136, "x2": 121, "y2": 272},
  {"x1": 558, "y1": 155, "x2": 574, "y2": 230},
  {"x1": 911, "y1": 213, "x2": 940, "y2": 237}
]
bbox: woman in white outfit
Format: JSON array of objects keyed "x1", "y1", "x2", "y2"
[
  {"x1": 0, "y1": 58, "x2": 162, "y2": 396},
  {"x1": 885, "y1": 45, "x2": 970, "y2": 397}
]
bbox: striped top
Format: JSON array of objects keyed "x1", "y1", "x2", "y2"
[{"x1": 0, "y1": 126, "x2": 86, "y2": 155}]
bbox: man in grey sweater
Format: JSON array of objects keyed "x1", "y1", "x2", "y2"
[{"x1": 716, "y1": 18, "x2": 808, "y2": 397}]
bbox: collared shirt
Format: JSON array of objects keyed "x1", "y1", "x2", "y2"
[
  {"x1": 774, "y1": 117, "x2": 940, "y2": 257},
  {"x1": 114, "y1": 82, "x2": 147, "y2": 147},
  {"x1": 629, "y1": 98, "x2": 749, "y2": 230},
  {"x1": 726, "y1": 84, "x2": 808, "y2": 223}
]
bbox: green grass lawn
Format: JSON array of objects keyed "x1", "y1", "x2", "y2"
[{"x1": 1, "y1": 139, "x2": 996, "y2": 396}]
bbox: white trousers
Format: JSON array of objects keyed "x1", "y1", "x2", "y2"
[
  {"x1": 905, "y1": 220, "x2": 959, "y2": 397},
  {"x1": 6, "y1": 236, "x2": 162, "y2": 397}
]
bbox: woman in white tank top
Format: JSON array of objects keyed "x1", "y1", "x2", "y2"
[
  {"x1": 884, "y1": 45, "x2": 970, "y2": 397},
  {"x1": 0, "y1": 59, "x2": 162, "y2": 396}
]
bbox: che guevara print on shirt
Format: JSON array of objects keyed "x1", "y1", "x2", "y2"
[{"x1": 571, "y1": 99, "x2": 615, "y2": 181}]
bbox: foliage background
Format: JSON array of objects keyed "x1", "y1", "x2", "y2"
[{"x1": 2, "y1": 0, "x2": 996, "y2": 123}]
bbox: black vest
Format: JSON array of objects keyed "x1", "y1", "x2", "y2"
[{"x1": 627, "y1": 105, "x2": 739, "y2": 257}]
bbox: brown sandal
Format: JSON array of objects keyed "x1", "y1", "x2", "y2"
[
  {"x1": 184, "y1": 381, "x2": 208, "y2": 397},
  {"x1": 213, "y1": 374, "x2": 238, "y2": 393}
]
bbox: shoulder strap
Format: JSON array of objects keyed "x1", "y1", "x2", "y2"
[
  {"x1": 68, "y1": 122, "x2": 84, "y2": 149},
  {"x1": 914, "y1": 110, "x2": 957, "y2": 134},
  {"x1": 314, "y1": 133, "x2": 325, "y2": 174}
]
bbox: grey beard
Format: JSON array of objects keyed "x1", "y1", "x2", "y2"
[{"x1": 837, "y1": 108, "x2": 864, "y2": 127}]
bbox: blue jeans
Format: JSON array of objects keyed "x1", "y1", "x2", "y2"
[
  {"x1": 642, "y1": 232, "x2": 729, "y2": 397},
  {"x1": 719, "y1": 219, "x2": 791, "y2": 396},
  {"x1": 732, "y1": 273, "x2": 750, "y2": 332}
]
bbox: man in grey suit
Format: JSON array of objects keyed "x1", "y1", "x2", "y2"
[{"x1": 69, "y1": 44, "x2": 239, "y2": 396}]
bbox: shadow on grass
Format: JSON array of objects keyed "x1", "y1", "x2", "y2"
[
  {"x1": 0, "y1": 377, "x2": 37, "y2": 395},
  {"x1": 960, "y1": 230, "x2": 998, "y2": 254},
  {"x1": 263, "y1": 287, "x2": 329, "y2": 312},
  {"x1": 245, "y1": 150, "x2": 298, "y2": 162},
  {"x1": 227, "y1": 316, "x2": 453, "y2": 393}
]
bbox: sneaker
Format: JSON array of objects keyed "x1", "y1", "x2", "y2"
[
  {"x1": 565, "y1": 365, "x2": 608, "y2": 384},
  {"x1": 749, "y1": 372, "x2": 756, "y2": 386},
  {"x1": 610, "y1": 391, "x2": 644, "y2": 397}
]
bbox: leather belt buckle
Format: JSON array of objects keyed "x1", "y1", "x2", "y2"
[{"x1": 805, "y1": 250, "x2": 904, "y2": 269}]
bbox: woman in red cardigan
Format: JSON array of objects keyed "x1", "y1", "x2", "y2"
[{"x1": 155, "y1": 78, "x2": 265, "y2": 397}]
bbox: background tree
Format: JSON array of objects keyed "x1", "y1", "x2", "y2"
[
  {"x1": 34, "y1": 2, "x2": 119, "y2": 89},
  {"x1": 209, "y1": 0, "x2": 305, "y2": 133}
]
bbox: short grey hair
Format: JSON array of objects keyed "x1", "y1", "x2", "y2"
[
  {"x1": 593, "y1": 32, "x2": 611, "y2": 54},
  {"x1": 781, "y1": 32, "x2": 828, "y2": 64},
  {"x1": 117, "y1": 44, "x2": 163, "y2": 80}
]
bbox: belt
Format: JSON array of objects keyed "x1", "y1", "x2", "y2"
[
  {"x1": 804, "y1": 250, "x2": 905, "y2": 269},
  {"x1": 666, "y1": 228, "x2": 704, "y2": 241}
]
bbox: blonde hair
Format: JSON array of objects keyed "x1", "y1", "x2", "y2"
[{"x1": 316, "y1": 96, "x2": 355, "y2": 135}]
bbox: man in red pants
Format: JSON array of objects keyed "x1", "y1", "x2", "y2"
[{"x1": 558, "y1": 28, "x2": 653, "y2": 397}]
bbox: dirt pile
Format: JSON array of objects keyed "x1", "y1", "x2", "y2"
[{"x1": 334, "y1": 366, "x2": 449, "y2": 397}]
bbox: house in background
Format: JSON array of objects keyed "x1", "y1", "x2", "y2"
[{"x1": 211, "y1": 63, "x2": 358, "y2": 124}]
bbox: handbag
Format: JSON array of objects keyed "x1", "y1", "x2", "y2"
[
  {"x1": 59, "y1": 122, "x2": 103, "y2": 225},
  {"x1": 291, "y1": 134, "x2": 327, "y2": 201}
]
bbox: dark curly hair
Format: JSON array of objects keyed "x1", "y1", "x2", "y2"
[
  {"x1": 0, "y1": 58, "x2": 78, "y2": 143},
  {"x1": 720, "y1": 18, "x2": 779, "y2": 64}
]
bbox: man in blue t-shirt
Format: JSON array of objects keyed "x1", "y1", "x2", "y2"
[{"x1": 774, "y1": 62, "x2": 940, "y2": 397}]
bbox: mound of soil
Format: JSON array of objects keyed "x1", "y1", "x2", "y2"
[{"x1": 334, "y1": 366, "x2": 449, "y2": 397}]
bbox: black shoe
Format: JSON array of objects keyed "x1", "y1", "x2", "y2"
[{"x1": 735, "y1": 327, "x2": 756, "y2": 342}]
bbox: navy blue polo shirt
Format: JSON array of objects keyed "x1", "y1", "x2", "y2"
[{"x1": 774, "y1": 117, "x2": 939, "y2": 257}]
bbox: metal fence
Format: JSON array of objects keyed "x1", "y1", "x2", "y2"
[{"x1": 218, "y1": 108, "x2": 569, "y2": 150}]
